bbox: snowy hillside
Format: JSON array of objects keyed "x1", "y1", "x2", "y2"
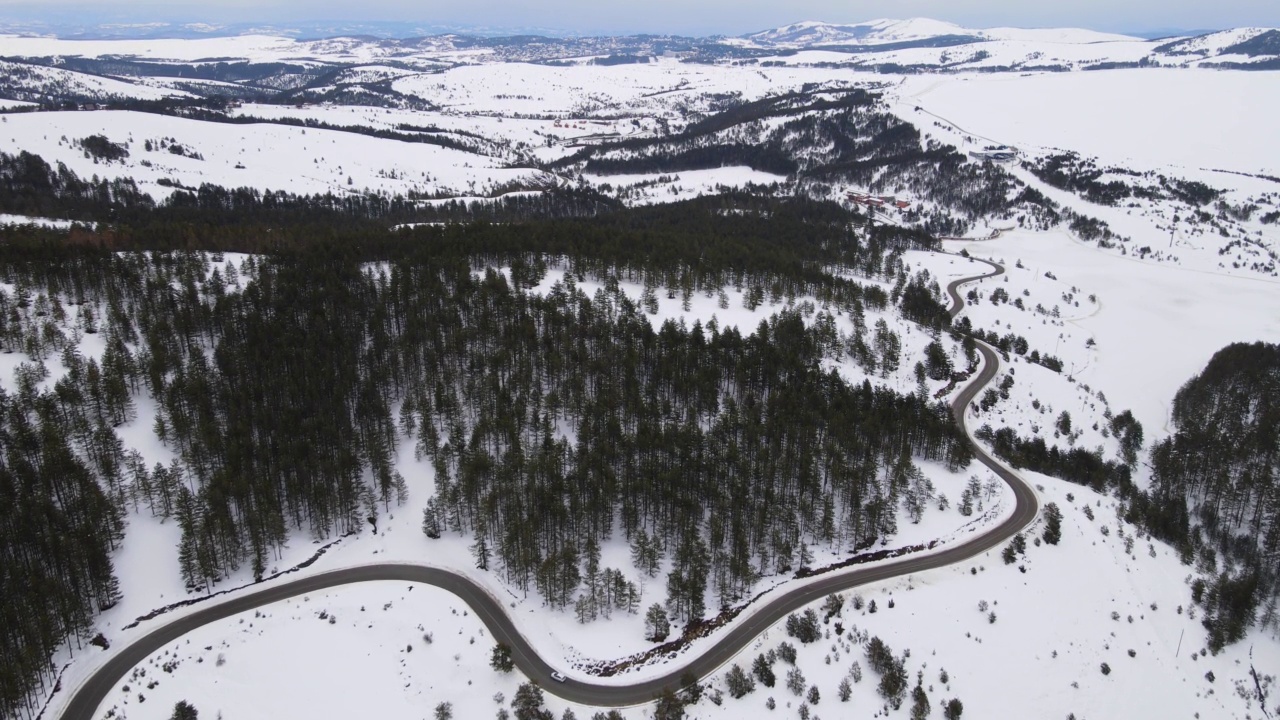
[
  {"x1": 743, "y1": 18, "x2": 1140, "y2": 48},
  {"x1": 740, "y1": 19, "x2": 1277, "y2": 70},
  {"x1": 84, "y1": 475, "x2": 1280, "y2": 720},
  {"x1": 0, "y1": 18, "x2": 1275, "y2": 89},
  {"x1": 0, "y1": 109, "x2": 546, "y2": 201},
  {"x1": 743, "y1": 18, "x2": 976, "y2": 47}
]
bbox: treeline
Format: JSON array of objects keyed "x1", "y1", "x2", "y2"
[
  {"x1": 1142, "y1": 342, "x2": 1280, "y2": 651},
  {"x1": 585, "y1": 143, "x2": 799, "y2": 176},
  {"x1": 974, "y1": 425, "x2": 1133, "y2": 493},
  {"x1": 1027, "y1": 152, "x2": 1222, "y2": 211},
  {"x1": 1025, "y1": 153, "x2": 1137, "y2": 207},
  {"x1": 0, "y1": 150, "x2": 156, "y2": 222},
  {"x1": 560, "y1": 90, "x2": 1044, "y2": 236},
  {"x1": 0, "y1": 148, "x2": 612, "y2": 228}
]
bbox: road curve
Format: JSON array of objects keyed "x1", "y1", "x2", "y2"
[
  {"x1": 945, "y1": 254, "x2": 1003, "y2": 318},
  {"x1": 60, "y1": 257, "x2": 1036, "y2": 718}
]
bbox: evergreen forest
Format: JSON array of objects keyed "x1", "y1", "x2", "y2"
[
  {"x1": 1144, "y1": 342, "x2": 1280, "y2": 651},
  {"x1": 0, "y1": 155, "x2": 970, "y2": 719}
]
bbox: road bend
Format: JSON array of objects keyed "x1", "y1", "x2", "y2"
[{"x1": 60, "y1": 256, "x2": 1036, "y2": 718}]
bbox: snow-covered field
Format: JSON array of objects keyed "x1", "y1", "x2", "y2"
[
  {"x1": 889, "y1": 69, "x2": 1280, "y2": 284},
  {"x1": 0, "y1": 212, "x2": 81, "y2": 228},
  {"x1": 0, "y1": 109, "x2": 544, "y2": 200},
  {"x1": 901, "y1": 69, "x2": 1280, "y2": 176},
  {"x1": 951, "y1": 230, "x2": 1280, "y2": 449}
]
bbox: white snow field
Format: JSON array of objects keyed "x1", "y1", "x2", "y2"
[
  {"x1": 951, "y1": 230, "x2": 1280, "y2": 454},
  {"x1": 887, "y1": 69, "x2": 1280, "y2": 285},
  {"x1": 0, "y1": 110, "x2": 545, "y2": 201},
  {"x1": 0, "y1": 213, "x2": 81, "y2": 228},
  {"x1": 901, "y1": 69, "x2": 1280, "y2": 176}
]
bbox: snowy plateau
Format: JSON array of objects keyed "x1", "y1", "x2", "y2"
[{"x1": 1, "y1": 17, "x2": 1279, "y2": 720}]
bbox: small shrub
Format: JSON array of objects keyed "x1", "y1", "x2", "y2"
[{"x1": 778, "y1": 642, "x2": 798, "y2": 665}]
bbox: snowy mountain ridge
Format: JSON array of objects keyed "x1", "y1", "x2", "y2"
[
  {"x1": 742, "y1": 18, "x2": 1164, "y2": 47},
  {"x1": 2, "y1": 17, "x2": 1276, "y2": 74},
  {"x1": 742, "y1": 17, "x2": 977, "y2": 47},
  {"x1": 740, "y1": 18, "x2": 1280, "y2": 50}
]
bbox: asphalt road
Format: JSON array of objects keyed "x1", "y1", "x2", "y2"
[{"x1": 60, "y1": 257, "x2": 1035, "y2": 718}]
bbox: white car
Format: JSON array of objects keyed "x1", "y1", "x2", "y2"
[{"x1": 550, "y1": 671, "x2": 567, "y2": 683}]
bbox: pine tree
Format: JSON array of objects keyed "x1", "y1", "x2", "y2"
[
  {"x1": 490, "y1": 643, "x2": 515, "y2": 673},
  {"x1": 653, "y1": 687, "x2": 685, "y2": 720},
  {"x1": 1042, "y1": 502, "x2": 1063, "y2": 545},
  {"x1": 752, "y1": 653, "x2": 776, "y2": 687},
  {"x1": 512, "y1": 683, "x2": 548, "y2": 720},
  {"x1": 644, "y1": 603, "x2": 670, "y2": 642},
  {"x1": 786, "y1": 667, "x2": 806, "y2": 696},
  {"x1": 725, "y1": 664, "x2": 755, "y2": 698},
  {"x1": 911, "y1": 685, "x2": 930, "y2": 720},
  {"x1": 422, "y1": 498, "x2": 442, "y2": 539}
]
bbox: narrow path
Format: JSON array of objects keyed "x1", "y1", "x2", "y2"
[{"x1": 60, "y1": 257, "x2": 1036, "y2": 718}]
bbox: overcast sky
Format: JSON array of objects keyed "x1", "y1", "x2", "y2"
[{"x1": 2, "y1": 0, "x2": 1277, "y2": 36}]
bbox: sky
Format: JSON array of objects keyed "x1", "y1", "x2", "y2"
[{"x1": 0, "y1": 0, "x2": 1277, "y2": 36}]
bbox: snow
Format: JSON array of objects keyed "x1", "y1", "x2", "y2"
[
  {"x1": 0, "y1": 213, "x2": 82, "y2": 229},
  {"x1": 0, "y1": 34, "x2": 316, "y2": 63},
  {"x1": 951, "y1": 229, "x2": 1280, "y2": 451},
  {"x1": 0, "y1": 110, "x2": 545, "y2": 200},
  {"x1": 34, "y1": 256, "x2": 1013, "y2": 720},
  {"x1": 683, "y1": 472, "x2": 1280, "y2": 720},
  {"x1": 39, "y1": 225, "x2": 1280, "y2": 719},
  {"x1": 901, "y1": 69, "x2": 1280, "y2": 176},
  {"x1": 90, "y1": 582, "x2": 527, "y2": 720},
  {"x1": 83, "y1": 476, "x2": 1280, "y2": 720},
  {"x1": 0, "y1": 59, "x2": 191, "y2": 101},
  {"x1": 980, "y1": 27, "x2": 1143, "y2": 44},
  {"x1": 747, "y1": 18, "x2": 974, "y2": 48},
  {"x1": 587, "y1": 167, "x2": 788, "y2": 204},
  {"x1": 1159, "y1": 28, "x2": 1272, "y2": 56}
]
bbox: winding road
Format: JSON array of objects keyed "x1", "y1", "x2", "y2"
[{"x1": 60, "y1": 256, "x2": 1035, "y2": 718}]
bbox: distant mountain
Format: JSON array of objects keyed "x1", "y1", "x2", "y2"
[
  {"x1": 1155, "y1": 27, "x2": 1280, "y2": 57},
  {"x1": 742, "y1": 18, "x2": 973, "y2": 47},
  {"x1": 741, "y1": 18, "x2": 1141, "y2": 48},
  {"x1": 1125, "y1": 28, "x2": 1219, "y2": 41},
  {"x1": 0, "y1": 19, "x2": 575, "y2": 41},
  {"x1": 734, "y1": 19, "x2": 1278, "y2": 71},
  {"x1": 0, "y1": 16, "x2": 1275, "y2": 79}
]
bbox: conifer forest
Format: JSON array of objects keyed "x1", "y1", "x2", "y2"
[{"x1": 0, "y1": 159, "x2": 974, "y2": 717}]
